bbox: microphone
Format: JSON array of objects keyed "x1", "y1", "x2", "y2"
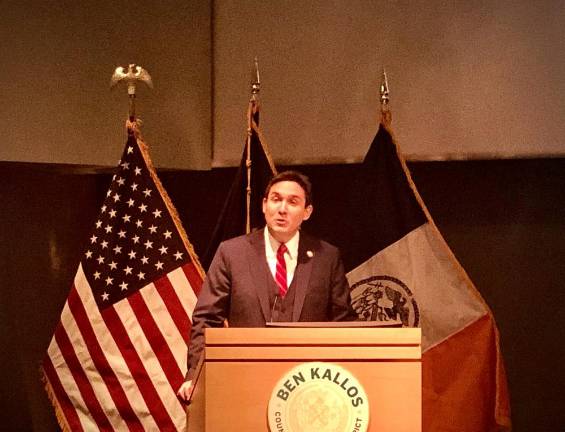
[{"x1": 270, "y1": 295, "x2": 280, "y2": 323}]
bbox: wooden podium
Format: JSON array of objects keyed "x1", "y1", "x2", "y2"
[{"x1": 187, "y1": 325, "x2": 421, "y2": 431}]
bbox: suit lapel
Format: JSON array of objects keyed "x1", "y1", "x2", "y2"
[
  {"x1": 292, "y1": 233, "x2": 315, "y2": 321},
  {"x1": 246, "y1": 230, "x2": 272, "y2": 322}
]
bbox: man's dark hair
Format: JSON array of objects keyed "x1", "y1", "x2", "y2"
[{"x1": 264, "y1": 170, "x2": 313, "y2": 207}]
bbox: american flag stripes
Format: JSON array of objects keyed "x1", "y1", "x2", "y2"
[{"x1": 42, "y1": 130, "x2": 203, "y2": 431}]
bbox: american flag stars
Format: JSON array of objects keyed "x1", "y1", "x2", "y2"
[
  {"x1": 42, "y1": 135, "x2": 203, "y2": 432},
  {"x1": 81, "y1": 141, "x2": 188, "y2": 308}
]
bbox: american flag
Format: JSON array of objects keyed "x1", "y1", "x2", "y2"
[{"x1": 42, "y1": 131, "x2": 203, "y2": 431}]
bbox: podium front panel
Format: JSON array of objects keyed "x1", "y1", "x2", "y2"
[
  {"x1": 188, "y1": 327, "x2": 421, "y2": 432},
  {"x1": 204, "y1": 361, "x2": 420, "y2": 431}
]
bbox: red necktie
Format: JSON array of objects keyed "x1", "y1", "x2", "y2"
[{"x1": 276, "y1": 243, "x2": 288, "y2": 297}]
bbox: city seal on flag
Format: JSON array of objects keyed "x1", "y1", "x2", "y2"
[
  {"x1": 350, "y1": 275, "x2": 420, "y2": 327},
  {"x1": 267, "y1": 362, "x2": 369, "y2": 432}
]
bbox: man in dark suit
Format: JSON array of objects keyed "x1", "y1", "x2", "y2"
[{"x1": 178, "y1": 170, "x2": 355, "y2": 401}]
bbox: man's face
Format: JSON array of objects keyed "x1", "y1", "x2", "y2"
[{"x1": 262, "y1": 180, "x2": 313, "y2": 243}]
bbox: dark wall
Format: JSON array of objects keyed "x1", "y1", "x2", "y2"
[{"x1": 1, "y1": 159, "x2": 564, "y2": 431}]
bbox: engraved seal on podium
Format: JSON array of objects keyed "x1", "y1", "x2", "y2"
[{"x1": 267, "y1": 362, "x2": 369, "y2": 432}]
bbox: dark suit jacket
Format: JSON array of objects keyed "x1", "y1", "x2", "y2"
[{"x1": 186, "y1": 229, "x2": 355, "y2": 379}]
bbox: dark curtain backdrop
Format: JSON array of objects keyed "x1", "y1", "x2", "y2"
[{"x1": 1, "y1": 158, "x2": 564, "y2": 431}]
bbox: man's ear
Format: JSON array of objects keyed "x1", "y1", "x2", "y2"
[
  {"x1": 303, "y1": 205, "x2": 313, "y2": 221},
  {"x1": 262, "y1": 197, "x2": 267, "y2": 214}
]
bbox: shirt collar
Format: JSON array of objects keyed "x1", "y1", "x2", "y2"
[{"x1": 264, "y1": 226, "x2": 300, "y2": 259}]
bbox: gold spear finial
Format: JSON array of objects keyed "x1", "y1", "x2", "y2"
[
  {"x1": 379, "y1": 68, "x2": 391, "y2": 126},
  {"x1": 251, "y1": 57, "x2": 260, "y2": 100},
  {"x1": 380, "y1": 68, "x2": 390, "y2": 109}
]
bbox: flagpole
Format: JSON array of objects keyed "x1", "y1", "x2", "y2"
[{"x1": 246, "y1": 58, "x2": 261, "y2": 234}]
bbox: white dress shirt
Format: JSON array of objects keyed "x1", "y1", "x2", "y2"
[{"x1": 264, "y1": 226, "x2": 299, "y2": 286}]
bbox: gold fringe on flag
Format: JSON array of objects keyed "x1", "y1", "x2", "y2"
[{"x1": 41, "y1": 371, "x2": 72, "y2": 432}]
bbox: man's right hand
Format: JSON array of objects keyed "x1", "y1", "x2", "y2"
[{"x1": 177, "y1": 380, "x2": 194, "y2": 403}]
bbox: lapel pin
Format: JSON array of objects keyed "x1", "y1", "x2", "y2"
[{"x1": 306, "y1": 250, "x2": 314, "y2": 258}]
